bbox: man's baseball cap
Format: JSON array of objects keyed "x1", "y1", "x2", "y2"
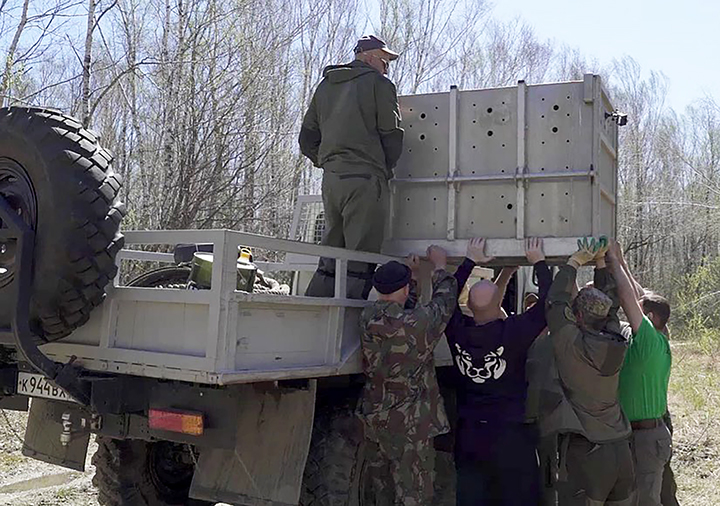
[{"x1": 354, "y1": 35, "x2": 399, "y2": 60}]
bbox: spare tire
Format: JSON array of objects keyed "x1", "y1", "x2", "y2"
[{"x1": 0, "y1": 107, "x2": 125, "y2": 342}]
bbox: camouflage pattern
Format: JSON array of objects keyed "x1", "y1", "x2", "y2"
[
  {"x1": 541, "y1": 265, "x2": 631, "y2": 444},
  {"x1": 358, "y1": 268, "x2": 457, "y2": 443},
  {"x1": 574, "y1": 286, "x2": 612, "y2": 318},
  {"x1": 365, "y1": 438, "x2": 435, "y2": 506}
]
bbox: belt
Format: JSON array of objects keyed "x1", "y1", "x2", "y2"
[{"x1": 631, "y1": 418, "x2": 664, "y2": 430}]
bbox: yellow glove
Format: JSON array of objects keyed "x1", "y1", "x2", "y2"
[{"x1": 569, "y1": 237, "x2": 600, "y2": 268}]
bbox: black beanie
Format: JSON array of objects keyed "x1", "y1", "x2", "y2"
[{"x1": 372, "y1": 261, "x2": 411, "y2": 294}]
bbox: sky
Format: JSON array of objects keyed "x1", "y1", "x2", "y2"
[{"x1": 490, "y1": 0, "x2": 719, "y2": 112}]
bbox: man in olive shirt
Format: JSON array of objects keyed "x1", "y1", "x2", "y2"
[
  {"x1": 299, "y1": 35, "x2": 404, "y2": 299},
  {"x1": 607, "y1": 242, "x2": 672, "y2": 506},
  {"x1": 543, "y1": 237, "x2": 635, "y2": 506}
]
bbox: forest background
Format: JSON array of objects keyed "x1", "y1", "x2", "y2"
[{"x1": 1, "y1": 0, "x2": 720, "y2": 340}]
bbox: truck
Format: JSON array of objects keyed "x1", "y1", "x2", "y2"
[{"x1": 0, "y1": 74, "x2": 622, "y2": 505}]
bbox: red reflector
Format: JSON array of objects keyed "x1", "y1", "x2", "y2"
[{"x1": 148, "y1": 408, "x2": 204, "y2": 436}]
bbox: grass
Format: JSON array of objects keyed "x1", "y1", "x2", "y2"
[{"x1": 667, "y1": 337, "x2": 720, "y2": 505}]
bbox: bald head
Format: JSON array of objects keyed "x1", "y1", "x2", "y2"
[{"x1": 468, "y1": 280, "x2": 504, "y2": 323}]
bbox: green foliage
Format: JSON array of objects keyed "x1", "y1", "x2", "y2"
[{"x1": 675, "y1": 256, "x2": 720, "y2": 349}]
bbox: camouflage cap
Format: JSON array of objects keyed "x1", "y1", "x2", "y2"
[{"x1": 574, "y1": 287, "x2": 612, "y2": 318}]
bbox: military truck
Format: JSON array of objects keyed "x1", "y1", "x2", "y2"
[{"x1": 0, "y1": 74, "x2": 622, "y2": 505}]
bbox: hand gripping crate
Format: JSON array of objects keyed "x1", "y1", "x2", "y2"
[{"x1": 383, "y1": 74, "x2": 620, "y2": 262}]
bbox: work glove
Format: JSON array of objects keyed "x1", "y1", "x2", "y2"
[{"x1": 568, "y1": 237, "x2": 601, "y2": 268}]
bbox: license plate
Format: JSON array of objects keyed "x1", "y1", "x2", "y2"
[{"x1": 16, "y1": 372, "x2": 78, "y2": 403}]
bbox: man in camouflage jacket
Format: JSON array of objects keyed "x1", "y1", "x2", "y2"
[{"x1": 358, "y1": 245, "x2": 458, "y2": 505}]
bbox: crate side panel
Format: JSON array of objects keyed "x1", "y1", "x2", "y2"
[
  {"x1": 526, "y1": 82, "x2": 593, "y2": 174},
  {"x1": 396, "y1": 93, "x2": 450, "y2": 179},
  {"x1": 456, "y1": 182, "x2": 517, "y2": 238},
  {"x1": 391, "y1": 184, "x2": 449, "y2": 240},
  {"x1": 113, "y1": 301, "x2": 208, "y2": 356},
  {"x1": 457, "y1": 87, "x2": 518, "y2": 176},
  {"x1": 524, "y1": 181, "x2": 593, "y2": 237},
  {"x1": 234, "y1": 304, "x2": 330, "y2": 369}
]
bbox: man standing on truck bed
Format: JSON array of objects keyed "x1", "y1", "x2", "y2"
[
  {"x1": 299, "y1": 35, "x2": 404, "y2": 299},
  {"x1": 543, "y1": 238, "x2": 636, "y2": 506},
  {"x1": 445, "y1": 238, "x2": 552, "y2": 505},
  {"x1": 358, "y1": 245, "x2": 457, "y2": 505}
]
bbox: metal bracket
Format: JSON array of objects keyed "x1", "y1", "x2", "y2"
[{"x1": 0, "y1": 195, "x2": 90, "y2": 405}]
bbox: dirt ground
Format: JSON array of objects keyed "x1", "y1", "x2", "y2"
[{"x1": 0, "y1": 341, "x2": 717, "y2": 506}]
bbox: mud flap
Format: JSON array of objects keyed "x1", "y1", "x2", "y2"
[
  {"x1": 22, "y1": 398, "x2": 91, "y2": 471},
  {"x1": 190, "y1": 380, "x2": 317, "y2": 505}
]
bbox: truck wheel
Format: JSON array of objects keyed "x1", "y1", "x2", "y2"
[
  {"x1": 92, "y1": 437, "x2": 212, "y2": 506},
  {"x1": 0, "y1": 107, "x2": 125, "y2": 342}
]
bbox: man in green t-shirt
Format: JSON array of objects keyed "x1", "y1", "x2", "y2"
[{"x1": 607, "y1": 242, "x2": 672, "y2": 506}]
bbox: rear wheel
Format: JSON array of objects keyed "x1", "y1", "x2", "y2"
[{"x1": 92, "y1": 438, "x2": 212, "y2": 506}]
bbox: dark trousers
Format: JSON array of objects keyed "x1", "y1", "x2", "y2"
[
  {"x1": 304, "y1": 171, "x2": 389, "y2": 299},
  {"x1": 557, "y1": 434, "x2": 635, "y2": 506},
  {"x1": 660, "y1": 412, "x2": 680, "y2": 506},
  {"x1": 455, "y1": 422, "x2": 540, "y2": 506}
]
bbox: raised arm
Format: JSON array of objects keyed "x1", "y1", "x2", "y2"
[
  {"x1": 607, "y1": 241, "x2": 645, "y2": 333},
  {"x1": 618, "y1": 245, "x2": 646, "y2": 299},
  {"x1": 407, "y1": 246, "x2": 458, "y2": 358},
  {"x1": 546, "y1": 237, "x2": 598, "y2": 335},
  {"x1": 513, "y1": 238, "x2": 552, "y2": 345}
]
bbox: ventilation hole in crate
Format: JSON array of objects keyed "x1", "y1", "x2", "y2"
[
  {"x1": 567, "y1": 113, "x2": 571, "y2": 117},
  {"x1": 507, "y1": 204, "x2": 513, "y2": 210},
  {"x1": 420, "y1": 134, "x2": 426, "y2": 140},
  {"x1": 473, "y1": 103, "x2": 477, "y2": 107},
  {"x1": 542, "y1": 97, "x2": 545, "y2": 101},
  {"x1": 565, "y1": 218, "x2": 569, "y2": 222},
  {"x1": 408, "y1": 173, "x2": 412, "y2": 177},
  {"x1": 565, "y1": 192, "x2": 569, "y2": 196},
  {"x1": 433, "y1": 222, "x2": 436, "y2": 226},
  {"x1": 541, "y1": 167, "x2": 545, "y2": 171},
  {"x1": 552, "y1": 126, "x2": 558, "y2": 133},
  {"x1": 433, "y1": 197, "x2": 437, "y2": 201},
  {"x1": 420, "y1": 113, "x2": 427, "y2": 119},
  {"x1": 473, "y1": 120, "x2": 477, "y2": 124},
  {"x1": 566, "y1": 139, "x2": 570, "y2": 143},
  {"x1": 488, "y1": 130, "x2": 494, "y2": 136},
  {"x1": 565, "y1": 165, "x2": 569, "y2": 169},
  {"x1": 541, "y1": 115, "x2": 545, "y2": 119},
  {"x1": 409, "y1": 124, "x2": 413, "y2": 128},
  {"x1": 500, "y1": 220, "x2": 504, "y2": 224},
  {"x1": 434, "y1": 147, "x2": 438, "y2": 151},
  {"x1": 502, "y1": 101, "x2": 506, "y2": 105},
  {"x1": 567, "y1": 95, "x2": 571, "y2": 100},
  {"x1": 407, "y1": 197, "x2": 411, "y2": 201},
  {"x1": 434, "y1": 123, "x2": 438, "y2": 127},
  {"x1": 502, "y1": 144, "x2": 506, "y2": 148},
  {"x1": 541, "y1": 193, "x2": 545, "y2": 197},
  {"x1": 501, "y1": 169, "x2": 505, "y2": 173},
  {"x1": 501, "y1": 194, "x2": 505, "y2": 199},
  {"x1": 541, "y1": 219, "x2": 545, "y2": 223},
  {"x1": 553, "y1": 105, "x2": 559, "y2": 111},
  {"x1": 502, "y1": 118, "x2": 506, "y2": 122},
  {"x1": 472, "y1": 170, "x2": 476, "y2": 174},
  {"x1": 434, "y1": 172, "x2": 438, "y2": 176},
  {"x1": 435, "y1": 106, "x2": 439, "y2": 110},
  {"x1": 473, "y1": 145, "x2": 476, "y2": 149},
  {"x1": 471, "y1": 195, "x2": 475, "y2": 199},
  {"x1": 408, "y1": 149, "x2": 412, "y2": 153},
  {"x1": 541, "y1": 141, "x2": 545, "y2": 145},
  {"x1": 487, "y1": 107, "x2": 493, "y2": 114},
  {"x1": 471, "y1": 221, "x2": 475, "y2": 225},
  {"x1": 410, "y1": 108, "x2": 413, "y2": 112}
]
